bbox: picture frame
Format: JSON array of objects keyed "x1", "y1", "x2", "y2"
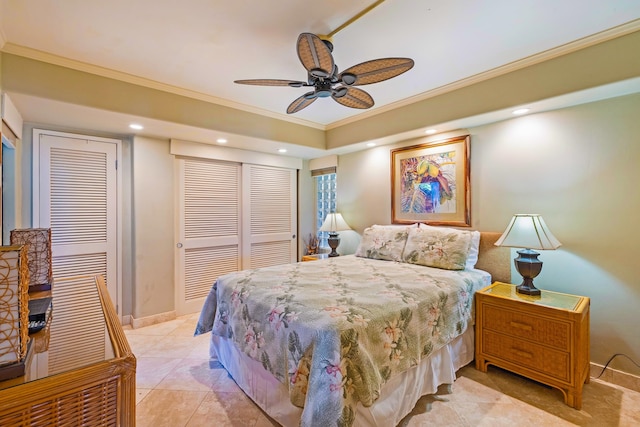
[{"x1": 391, "y1": 135, "x2": 470, "y2": 226}]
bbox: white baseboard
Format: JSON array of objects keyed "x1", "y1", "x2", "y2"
[
  {"x1": 121, "y1": 314, "x2": 132, "y2": 326},
  {"x1": 130, "y1": 310, "x2": 177, "y2": 329},
  {"x1": 591, "y1": 362, "x2": 640, "y2": 393}
]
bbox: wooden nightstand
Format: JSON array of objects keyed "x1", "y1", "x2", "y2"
[
  {"x1": 301, "y1": 253, "x2": 329, "y2": 262},
  {"x1": 475, "y1": 282, "x2": 590, "y2": 409}
]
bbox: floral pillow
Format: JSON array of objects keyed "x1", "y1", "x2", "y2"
[
  {"x1": 372, "y1": 223, "x2": 419, "y2": 229},
  {"x1": 355, "y1": 226, "x2": 411, "y2": 262},
  {"x1": 402, "y1": 226, "x2": 473, "y2": 270}
]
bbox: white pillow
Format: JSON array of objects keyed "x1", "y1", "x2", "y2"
[{"x1": 466, "y1": 230, "x2": 481, "y2": 269}]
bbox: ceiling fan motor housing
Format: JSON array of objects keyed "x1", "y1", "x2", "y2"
[{"x1": 316, "y1": 80, "x2": 333, "y2": 97}]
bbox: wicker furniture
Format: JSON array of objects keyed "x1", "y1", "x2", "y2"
[
  {"x1": 0, "y1": 246, "x2": 29, "y2": 380},
  {"x1": 475, "y1": 282, "x2": 590, "y2": 409},
  {"x1": 0, "y1": 276, "x2": 135, "y2": 426},
  {"x1": 10, "y1": 228, "x2": 53, "y2": 292},
  {"x1": 301, "y1": 253, "x2": 329, "y2": 261}
]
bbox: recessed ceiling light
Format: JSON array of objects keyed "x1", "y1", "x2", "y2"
[
  {"x1": 129, "y1": 123, "x2": 144, "y2": 130},
  {"x1": 425, "y1": 129, "x2": 437, "y2": 134},
  {"x1": 512, "y1": 108, "x2": 530, "y2": 115},
  {"x1": 366, "y1": 142, "x2": 376, "y2": 147},
  {"x1": 216, "y1": 138, "x2": 228, "y2": 144},
  {"x1": 278, "y1": 148, "x2": 287, "y2": 153}
]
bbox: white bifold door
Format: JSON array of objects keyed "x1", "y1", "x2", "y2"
[
  {"x1": 175, "y1": 158, "x2": 297, "y2": 314},
  {"x1": 33, "y1": 129, "x2": 120, "y2": 373}
]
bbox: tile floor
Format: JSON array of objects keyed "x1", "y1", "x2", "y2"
[{"x1": 125, "y1": 314, "x2": 640, "y2": 427}]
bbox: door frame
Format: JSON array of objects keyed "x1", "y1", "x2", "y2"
[{"x1": 32, "y1": 128, "x2": 123, "y2": 318}]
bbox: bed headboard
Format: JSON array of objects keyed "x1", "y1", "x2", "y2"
[{"x1": 476, "y1": 232, "x2": 511, "y2": 284}]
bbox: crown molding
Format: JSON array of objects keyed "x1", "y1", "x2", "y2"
[
  {"x1": 2, "y1": 18, "x2": 638, "y2": 132},
  {"x1": 327, "y1": 18, "x2": 640, "y2": 130},
  {"x1": 0, "y1": 42, "x2": 326, "y2": 130}
]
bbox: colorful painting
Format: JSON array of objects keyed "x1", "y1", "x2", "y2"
[{"x1": 391, "y1": 135, "x2": 470, "y2": 226}]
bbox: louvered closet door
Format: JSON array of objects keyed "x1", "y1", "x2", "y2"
[
  {"x1": 175, "y1": 158, "x2": 241, "y2": 314},
  {"x1": 37, "y1": 133, "x2": 118, "y2": 301},
  {"x1": 242, "y1": 165, "x2": 297, "y2": 269},
  {"x1": 36, "y1": 131, "x2": 118, "y2": 369},
  {"x1": 46, "y1": 275, "x2": 109, "y2": 376}
]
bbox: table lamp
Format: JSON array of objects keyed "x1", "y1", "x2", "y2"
[
  {"x1": 495, "y1": 214, "x2": 561, "y2": 295},
  {"x1": 319, "y1": 212, "x2": 351, "y2": 257}
]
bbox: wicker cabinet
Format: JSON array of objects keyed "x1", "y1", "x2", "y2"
[
  {"x1": 301, "y1": 253, "x2": 329, "y2": 262},
  {"x1": 475, "y1": 282, "x2": 590, "y2": 409},
  {"x1": 0, "y1": 276, "x2": 135, "y2": 425}
]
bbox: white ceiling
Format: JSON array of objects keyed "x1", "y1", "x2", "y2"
[{"x1": 1, "y1": 0, "x2": 640, "y2": 156}]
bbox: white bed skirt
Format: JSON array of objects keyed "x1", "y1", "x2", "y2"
[{"x1": 210, "y1": 327, "x2": 475, "y2": 426}]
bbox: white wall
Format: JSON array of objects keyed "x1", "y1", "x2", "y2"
[
  {"x1": 337, "y1": 93, "x2": 640, "y2": 375},
  {"x1": 132, "y1": 136, "x2": 175, "y2": 318},
  {"x1": 298, "y1": 159, "x2": 316, "y2": 256}
]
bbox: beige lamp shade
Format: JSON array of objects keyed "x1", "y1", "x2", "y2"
[
  {"x1": 319, "y1": 213, "x2": 351, "y2": 232},
  {"x1": 495, "y1": 214, "x2": 561, "y2": 250}
]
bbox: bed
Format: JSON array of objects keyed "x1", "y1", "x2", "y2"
[{"x1": 195, "y1": 225, "x2": 510, "y2": 427}]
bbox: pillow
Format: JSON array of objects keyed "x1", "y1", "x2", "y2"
[
  {"x1": 372, "y1": 223, "x2": 419, "y2": 229},
  {"x1": 418, "y1": 225, "x2": 480, "y2": 269},
  {"x1": 466, "y1": 230, "x2": 481, "y2": 269},
  {"x1": 355, "y1": 226, "x2": 410, "y2": 262},
  {"x1": 402, "y1": 226, "x2": 473, "y2": 270}
]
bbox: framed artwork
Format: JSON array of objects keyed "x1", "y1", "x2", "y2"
[{"x1": 391, "y1": 135, "x2": 470, "y2": 226}]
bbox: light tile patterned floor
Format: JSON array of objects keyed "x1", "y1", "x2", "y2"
[{"x1": 126, "y1": 314, "x2": 640, "y2": 427}]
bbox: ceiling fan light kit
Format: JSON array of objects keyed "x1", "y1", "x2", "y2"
[{"x1": 234, "y1": 32, "x2": 414, "y2": 114}]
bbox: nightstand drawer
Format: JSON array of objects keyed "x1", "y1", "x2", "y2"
[
  {"x1": 483, "y1": 330, "x2": 570, "y2": 382},
  {"x1": 482, "y1": 304, "x2": 571, "y2": 351}
]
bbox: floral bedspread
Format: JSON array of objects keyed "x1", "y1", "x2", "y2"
[{"x1": 195, "y1": 255, "x2": 489, "y2": 427}]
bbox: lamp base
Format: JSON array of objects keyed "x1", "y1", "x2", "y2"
[
  {"x1": 327, "y1": 232, "x2": 340, "y2": 257},
  {"x1": 514, "y1": 249, "x2": 543, "y2": 296},
  {"x1": 516, "y1": 282, "x2": 541, "y2": 296}
]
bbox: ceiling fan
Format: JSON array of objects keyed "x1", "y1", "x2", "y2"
[{"x1": 234, "y1": 32, "x2": 414, "y2": 114}]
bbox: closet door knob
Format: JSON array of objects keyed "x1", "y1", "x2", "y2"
[{"x1": 176, "y1": 243, "x2": 183, "y2": 248}]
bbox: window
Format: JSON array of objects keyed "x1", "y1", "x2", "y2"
[{"x1": 315, "y1": 172, "x2": 336, "y2": 248}]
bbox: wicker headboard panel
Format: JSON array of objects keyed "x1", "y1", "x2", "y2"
[{"x1": 476, "y1": 232, "x2": 511, "y2": 284}]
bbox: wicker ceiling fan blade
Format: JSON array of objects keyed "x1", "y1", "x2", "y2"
[
  {"x1": 297, "y1": 33, "x2": 335, "y2": 78},
  {"x1": 332, "y1": 87, "x2": 374, "y2": 109},
  {"x1": 287, "y1": 93, "x2": 318, "y2": 114},
  {"x1": 234, "y1": 79, "x2": 307, "y2": 87},
  {"x1": 340, "y1": 58, "x2": 414, "y2": 86}
]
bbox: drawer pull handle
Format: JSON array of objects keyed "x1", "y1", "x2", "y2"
[
  {"x1": 509, "y1": 321, "x2": 533, "y2": 331},
  {"x1": 512, "y1": 348, "x2": 533, "y2": 359}
]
